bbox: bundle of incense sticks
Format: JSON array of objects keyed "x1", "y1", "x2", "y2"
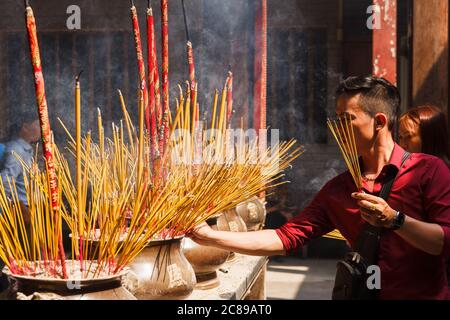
[
  {"x1": 52, "y1": 117, "x2": 302, "y2": 272},
  {"x1": 323, "y1": 229, "x2": 346, "y2": 241},
  {"x1": 327, "y1": 115, "x2": 363, "y2": 191},
  {"x1": 0, "y1": 162, "x2": 65, "y2": 277},
  {"x1": 0, "y1": 74, "x2": 303, "y2": 279}
]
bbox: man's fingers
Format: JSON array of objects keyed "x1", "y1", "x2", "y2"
[
  {"x1": 358, "y1": 200, "x2": 379, "y2": 212},
  {"x1": 193, "y1": 221, "x2": 208, "y2": 231},
  {"x1": 190, "y1": 221, "x2": 213, "y2": 241},
  {"x1": 352, "y1": 192, "x2": 383, "y2": 203}
]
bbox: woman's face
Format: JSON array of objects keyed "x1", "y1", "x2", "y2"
[{"x1": 398, "y1": 119, "x2": 422, "y2": 153}]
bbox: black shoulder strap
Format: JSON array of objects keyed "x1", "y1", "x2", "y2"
[
  {"x1": 353, "y1": 151, "x2": 410, "y2": 262},
  {"x1": 378, "y1": 151, "x2": 411, "y2": 201}
]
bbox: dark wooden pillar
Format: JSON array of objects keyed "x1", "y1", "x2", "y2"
[{"x1": 412, "y1": 0, "x2": 448, "y2": 115}]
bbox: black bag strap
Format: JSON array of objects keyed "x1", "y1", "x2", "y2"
[
  {"x1": 353, "y1": 151, "x2": 411, "y2": 262},
  {"x1": 379, "y1": 151, "x2": 411, "y2": 201}
]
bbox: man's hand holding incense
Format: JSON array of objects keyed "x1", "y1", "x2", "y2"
[
  {"x1": 352, "y1": 192, "x2": 445, "y2": 256},
  {"x1": 188, "y1": 222, "x2": 216, "y2": 246},
  {"x1": 352, "y1": 192, "x2": 397, "y2": 228}
]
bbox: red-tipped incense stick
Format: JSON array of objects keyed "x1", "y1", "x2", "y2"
[
  {"x1": 161, "y1": 0, "x2": 169, "y2": 154},
  {"x1": 147, "y1": 0, "x2": 160, "y2": 161},
  {"x1": 24, "y1": 2, "x2": 67, "y2": 278},
  {"x1": 130, "y1": 1, "x2": 149, "y2": 134}
]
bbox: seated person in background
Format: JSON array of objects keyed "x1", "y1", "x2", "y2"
[
  {"x1": 0, "y1": 112, "x2": 40, "y2": 210},
  {"x1": 0, "y1": 112, "x2": 40, "y2": 292}
]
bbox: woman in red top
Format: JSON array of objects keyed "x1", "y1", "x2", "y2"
[{"x1": 399, "y1": 105, "x2": 450, "y2": 288}]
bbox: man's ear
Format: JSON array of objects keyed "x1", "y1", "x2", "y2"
[{"x1": 374, "y1": 113, "x2": 388, "y2": 130}]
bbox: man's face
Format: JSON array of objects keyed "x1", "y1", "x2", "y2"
[{"x1": 335, "y1": 94, "x2": 376, "y2": 154}]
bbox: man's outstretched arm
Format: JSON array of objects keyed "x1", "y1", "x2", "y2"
[{"x1": 189, "y1": 222, "x2": 286, "y2": 256}]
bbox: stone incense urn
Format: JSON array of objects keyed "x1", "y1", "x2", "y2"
[
  {"x1": 126, "y1": 236, "x2": 196, "y2": 300},
  {"x1": 234, "y1": 196, "x2": 266, "y2": 231},
  {"x1": 217, "y1": 209, "x2": 248, "y2": 233},
  {"x1": 183, "y1": 215, "x2": 231, "y2": 289},
  {"x1": 2, "y1": 262, "x2": 135, "y2": 300}
]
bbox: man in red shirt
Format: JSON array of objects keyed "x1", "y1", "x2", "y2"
[{"x1": 190, "y1": 76, "x2": 450, "y2": 299}]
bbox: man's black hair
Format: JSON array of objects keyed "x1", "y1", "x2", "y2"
[{"x1": 335, "y1": 76, "x2": 400, "y2": 131}]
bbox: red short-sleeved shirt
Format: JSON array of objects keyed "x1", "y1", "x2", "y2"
[{"x1": 276, "y1": 144, "x2": 450, "y2": 299}]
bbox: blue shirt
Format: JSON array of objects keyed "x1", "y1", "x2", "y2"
[{"x1": 0, "y1": 138, "x2": 34, "y2": 206}]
